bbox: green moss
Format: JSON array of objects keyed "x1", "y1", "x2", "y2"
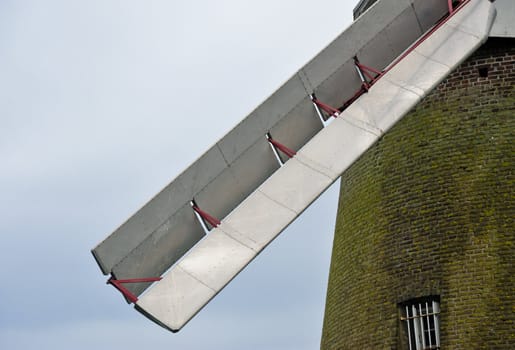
[{"x1": 321, "y1": 39, "x2": 514, "y2": 349}]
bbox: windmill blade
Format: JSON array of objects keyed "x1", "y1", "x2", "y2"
[{"x1": 92, "y1": 0, "x2": 496, "y2": 332}]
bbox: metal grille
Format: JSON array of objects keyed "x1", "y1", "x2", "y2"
[{"x1": 401, "y1": 299, "x2": 440, "y2": 350}]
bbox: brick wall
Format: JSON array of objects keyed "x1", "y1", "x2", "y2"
[{"x1": 320, "y1": 38, "x2": 514, "y2": 349}]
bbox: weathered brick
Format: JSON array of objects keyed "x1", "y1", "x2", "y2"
[{"x1": 321, "y1": 38, "x2": 514, "y2": 350}]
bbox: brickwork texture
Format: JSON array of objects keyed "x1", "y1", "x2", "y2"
[{"x1": 321, "y1": 38, "x2": 514, "y2": 349}]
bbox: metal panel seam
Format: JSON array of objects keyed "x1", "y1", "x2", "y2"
[
  {"x1": 219, "y1": 225, "x2": 261, "y2": 253},
  {"x1": 256, "y1": 188, "x2": 300, "y2": 215},
  {"x1": 384, "y1": 77, "x2": 428, "y2": 98},
  {"x1": 175, "y1": 265, "x2": 217, "y2": 293},
  {"x1": 339, "y1": 115, "x2": 384, "y2": 136},
  {"x1": 411, "y1": 48, "x2": 453, "y2": 68},
  {"x1": 297, "y1": 70, "x2": 314, "y2": 94},
  {"x1": 410, "y1": 3, "x2": 425, "y2": 34},
  {"x1": 215, "y1": 143, "x2": 231, "y2": 167},
  {"x1": 447, "y1": 22, "x2": 484, "y2": 40},
  {"x1": 293, "y1": 155, "x2": 339, "y2": 181}
]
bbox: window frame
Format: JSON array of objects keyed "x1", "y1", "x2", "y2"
[{"x1": 400, "y1": 296, "x2": 441, "y2": 350}]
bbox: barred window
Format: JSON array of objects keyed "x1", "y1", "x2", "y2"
[{"x1": 401, "y1": 296, "x2": 440, "y2": 350}]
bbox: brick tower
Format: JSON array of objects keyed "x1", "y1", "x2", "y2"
[{"x1": 320, "y1": 8, "x2": 514, "y2": 350}]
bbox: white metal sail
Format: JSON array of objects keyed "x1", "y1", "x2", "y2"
[{"x1": 92, "y1": 0, "x2": 497, "y2": 332}]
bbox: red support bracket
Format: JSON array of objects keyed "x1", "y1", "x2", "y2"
[
  {"x1": 339, "y1": 87, "x2": 368, "y2": 111},
  {"x1": 354, "y1": 56, "x2": 384, "y2": 91},
  {"x1": 448, "y1": 0, "x2": 454, "y2": 14},
  {"x1": 267, "y1": 134, "x2": 296, "y2": 158},
  {"x1": 192, "y1": 204, "x2": 221, "y2": 228},
  {"x1": 311, "y1": 95, "x2": 340, "y2": 118},
  {"x1": 107, "y1": 276, "x2": 162, "y2": 304},
  {"x1": 383, "y1": 0, "x2": 470, "y2": 78},
  {"x1": 310, "y1": 0, "x2": 470, "y2": 120},
  {"x1": 311, "y1": 61, "x2": 382, "y2": 116}
]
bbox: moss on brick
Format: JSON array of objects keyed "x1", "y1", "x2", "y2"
[{"x1": 321, "y1": 38, "x2": 514, "y2": 349}]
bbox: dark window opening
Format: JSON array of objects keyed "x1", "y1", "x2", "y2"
[{"x1": 478, "y1": 66, "x2": 489, "y2": 78}]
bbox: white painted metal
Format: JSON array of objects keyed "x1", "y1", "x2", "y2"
[
  {"x1": 135, "y1": 266, "x2": 216, "y2": 331},
  {"x1": 259, "y1": 158, "x2": 334, "y2": 214},
  {"x1": 135, "y1": 0, "x2": 496, "y2": 331},
  {"x1": 446, "y1": 0, "x2": 498, "y2": 40},
  {"x1": 406, "y1": 305, "x2": 413, "y2": 350},
  {"x1": 175, "y1": 229, "x2": 256, "y2": 292},
  {"x1": 417, "y1": 304, "x2": 424, "y2": 349},
  {"x1": 426, "y1": 302, "x2": 432, "y2": 348},
  {"x1": 381, "y1": 51, "x2": 450, "y2": 97},
  {"x1": 433, "y1": 301, "x2": 441, "y2": 346},
  {"x1": 490, "y1": 0, "x2": 515, "y2": 38},
  {"x1": 296, "y1": 117, "x2": 379, "y2": 179},
  {"x1": 220, "y1": 192, "x2": 297, "y2": 252}
]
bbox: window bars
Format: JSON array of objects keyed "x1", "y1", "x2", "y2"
[{"x1": 401, "y1": 297, "x2": 440, "y2": 350}]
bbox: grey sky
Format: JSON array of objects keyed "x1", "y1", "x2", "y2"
[{"x1": 0, "y1": 1, "x2": 354, "y2": 349}]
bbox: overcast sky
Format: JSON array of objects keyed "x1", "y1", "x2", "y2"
[{"x1": 0, "y1": 1, "x2": 355, "y2": 349}]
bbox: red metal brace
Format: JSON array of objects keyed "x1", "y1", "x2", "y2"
[
  {"x1": 448, "y1": 0, "x2": 454, "y2": 14},
  {"x1": 107, "y1": 276, "x2": 162, "y2": 304},
  {"x1": 267, "y1": 134, "x2": 296, "y2": 159},
  {"x1": 384, "y1": 0, "x2": 470, "y2": 77},
  {"x1": 354, "y1": 56, "x2": 384, "y2": 91},
  {"x1": 340, "y1": 86, "x2": 368, "y2": 111},
  {"x1": 310, "y1": 0, "x2": 470, "y2": 119},
  {"x1": 192, "y1": 205, "x2": 221, "y2": 228},
  {"x1": 311, "y1": 95, "x2": 341, "y2": 118}
]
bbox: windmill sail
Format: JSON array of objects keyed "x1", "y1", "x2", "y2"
[{"x1": 92, "y1": 0, "x2": 496, "y2": 332}]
